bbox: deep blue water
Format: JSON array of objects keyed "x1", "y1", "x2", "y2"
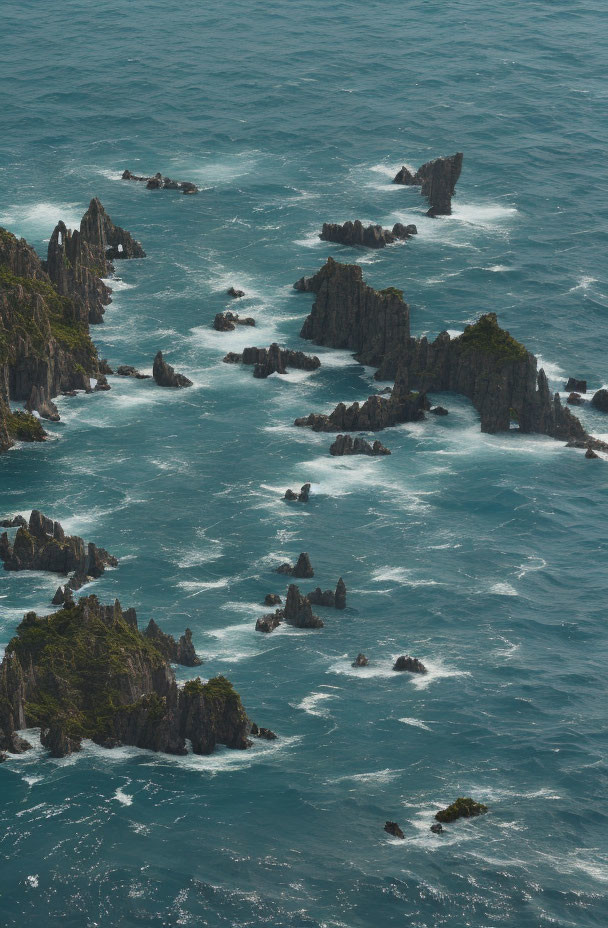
[{"x1": 1, "y1": 1, "x2": 608, "y2": 925}]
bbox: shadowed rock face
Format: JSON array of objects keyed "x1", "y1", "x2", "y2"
[
  {"x1": 152, "y1": 351, "x2": 192, "y2": 388},
  {"x1": 393, "y1": 153, "x2": 463, "y2": 216},
  {"x1": 213, "y1": 311, "x2": 255, "y2": 331},
  {"x1": 284, "y1": 584, "x2": 323, "y2": 628},
  {"x1": 223, "y1": 343, "x2": 320, "y2": 378},
  {"x1": 320, "y1": 220, "x2": 417, "y2": 249},
  {"x1": 144, "y1": 620, "x2": 202, "y2": 667},
  {"x1": 0, "y1": 510, "x2": 117, "y2": 588},
  {"x1": 0, "y1": 595, "x2": 254, "y2": 760},
  {"x1": 329, "y1": 434, "x2": 391, "y2": 456},
  {"x1": 295, "y1": 258, "x2": 591, "y2": 443}
]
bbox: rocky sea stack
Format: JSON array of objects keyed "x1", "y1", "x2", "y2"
[
  {"x1": 0, "y1": 595, "x2": 257, "y2": 760},
  {"x1": 393, "y1": 153, "x2": 463, "y2": 216},
  {"x1": 320, "y1": 220, "x2": 417, "y2": 249},
  {"x1": 224, "y1": 343, "x2": 320, "y2": 378},
  {"x1": 153, "y1": 351, "x2": 193, "y2": 388},
  {"x1": 0, "y1": 510, "x2": 117, "y2": 590}
]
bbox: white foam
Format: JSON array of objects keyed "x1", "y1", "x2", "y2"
[
  {"x1": 329, "y1": 767, "x2": 403, "y2": 785},
  {"x1": 0, "y1": 201, "x2": 83, "y2": 238},
  {"x1": 399, "y1": 718, "x2": 432, "y2": 731},
  {"x1": 176, "y1": 578, "x2": 231, "y2": 595},
  {"x1": 568, "y1": 275, "x2": 597, "y2": 292},
  {"x1": 449, "y1": 202, "x2": 518, "y2": 228},
  {"x1": 371, "y1": 566, "x2": 439, "y2": 587},
  {"x1": 26, "y1": 875, "x2": 39, "y2": 889},
  {"x1": 327, "y1": 656, "x2": 395, "y2": 679},
  {"x1": 295, "y1": 692, "x2": 338, "y2": 718},
  {"x1": 536, "y1": 355, "x2": 565, "y2": 385},
  {"x1": 113, "y1": 788, "x2": 133, "y2": 806},
  {"x1": 488, "y1": 582, "x2": 518, "y2": 597}
]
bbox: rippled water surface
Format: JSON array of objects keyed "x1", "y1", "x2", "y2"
[{"x1": 1, "y1": 1, "x2": 608, "y2": 925}]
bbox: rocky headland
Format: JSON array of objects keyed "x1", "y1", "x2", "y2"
[
  {"x1": 122, "y1": 170, "x2": 199, "y2": 195},
  {"x1": 0, "y1": 595, "x2": 259, "y2": 760},
  {"x1": 393, "y1": 152, "x2": 463, "y2": 216},
  {"x1": 223, "y1": 343, "x2": 320, "y2": 379},
  {"x1": 319, "y1": 220, "x2": 417, "y2": 249}
]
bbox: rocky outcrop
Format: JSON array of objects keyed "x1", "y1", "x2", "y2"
[
  {"x1": 264, "y1": 593, "x2": 282, "y2": 606},
  {"x1": 152, "y1": 351, "x2": 193, "y2": 388},
  {"x1": 224, "y1": 343, "x2": 320, "y2": 378},
  {"x1": 284, "y1": 483, "x2": 311, "y2": 502},
  {"x1": 384, "y1": 821, "x2": 405, "y2": 839},
  {"x1": 25, "y1": 384, "x2": 60, "y2": 420},
  {"x1": 592, "y1": 389, "x2": 608, "y2": 412},
  {"x1": 435, "y1": 797, "x2": 488, "y2": 823},
  {"x1": 227, "y1": 287, "x2": 245, "y2": 298},
  {"x1": 393, "y1": 655, "x2": 427, "y2": 674},
  {"x1": 430, "y1": 405, "x2": 449, "y2": 416},
  {"x1": 255, "y1": 609, "x2": 283, "y2": 633},
  {"x1": 144, "y1": 619, "x2": 202, "y2": 666},
  {"x1": 250, "y1": 723, "x2": 277, "y2": 740},
  {"x1": 0, "y1": 515, "x2": 26, "y2": 529},
  {"x1": 307, "y1": 578, "x2": 346, "y2": 609},
  {"x1": 277, "y1": 552, "x2": 314, "y2": 578},
  {"x1": 294, "y1": 369, "x2": 427, "y2": 434},
  {"x1": 430, "y1": 823, "x2": 444, "y2": 835},
  {"x1": 567, "y1": 392, "x2": 582, "y2": 406},
  {"x1": 295, "y1": 258, "x2": 410, "y2": 368},
  {"x1": 296, "y1": 259, "x2": 591, "y2": 443},
  {"x1": 352, "y1": 653, "x2": 369, "y2": 667},
  {"x1": 585, "y1": 446, "x2": 599, "y2": 459},
  {"x1": 393, "y1": 153, "x2": 463, "y2": 216},
  {"x1": 213, "y1": 311, "x2": 255, "y2": 331},
  {"x1": 319, "y1": 220, "x2": 417, "y2": 249},
  {"x1": 329, "y1": 434, "x2": 391, "y2": 455},
  {"x1": 122, "y1": 170, "x2": 199, "y2": 195},
  {"x1": 284, "y1": 584, "x2": 323, "y2": 629},
  {"x1": 565, "y1": 378, "x2": 587, "y2": 393},
  {"x1": 94, "y1": 374, "x2": 111, "y2": 392},
  {"x1": 116, "y1": 365, "x2": 150, "y2": 379},
  {"x1": 0, "y1": 595, "x2": 256, "y2": 759},
  {"x1": 0, "y1": 510, "x2": 117, "y2": 589}
]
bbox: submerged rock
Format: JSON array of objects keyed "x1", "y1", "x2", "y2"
[
  {"x1": 116, "y1": 365, "x2": 150, "y2": 379},
  {"x1": 384, "y1": 821, "x2": 405, "y2": 839},
  {"x1": 0, "y1": 596, "x2": 255, "y2": 759},
  {"x1": 352, "y1": 653, "x2": 369, "y2": 667},
  {"x1": 329, "y1": 434, "x2": 391, "y2": 455},
  {"x1": 319, "y1": 220, "x2": 417, "y2": 249},
  {"x1": 435, "y1": 797, "x2": 488, "y2": 823},
  {"x1": 393, "y1": 153, "x2": 463, "y2": 216},
  {"x1": 213, "y1": 311, "x2": 255, "y2": 331},
  {"x1": 152, "y1": 351, "x2": 193, "y2": 388},
  {"x1": 393, "y1": 655, "x2": 427, "y2": 674},
  {"x1": 430, "y1": 406, "x2": 449, "y2": 416},
  {"x1": 122, "y1": 169, "x2": 199, "y2": 194}
]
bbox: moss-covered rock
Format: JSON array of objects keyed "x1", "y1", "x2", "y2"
[
  {"x1": 435, "y1": 797, "x2": 488, "y2": 823},
  {"x1": 457, "y1": 313, "x2": 527, "y2": 363}
]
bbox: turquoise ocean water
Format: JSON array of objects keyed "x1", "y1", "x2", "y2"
[{"x1": 1, "y1": 1, "x2": 608, "y2": 925}]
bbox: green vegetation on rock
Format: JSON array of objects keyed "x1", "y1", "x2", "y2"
[
  {"x1": 457, "y1": 313, "x2": 527, "y2": 363},
  {"x1": 435, "y1": 797, "x2": 488, "y2": 823},
  {"x1": 379, "y1": 286, "x2": 404, "y2": 301},
  {"x1": 6, "y1": 411, "x2": 46, "y2": 442}
]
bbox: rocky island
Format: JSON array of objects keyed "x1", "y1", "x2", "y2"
[
  {"x1": 122, "y1": 169, "x2": 199, "y2": 194},
  {"x1": 393, "y1": 152, "x2": 463, "y2": 216},
  {"x1": 319, "y1": 220, "x2": 417, "y2": 249},
  {"x1": 0, "y1": 595, "x2": 260, "y2": 760},
  {"x1": 223, "y1": 343, "x2": 320, "y2": 378},
  {"x1": 294, "y1": 257, "x2": 603, "y2": 448}
]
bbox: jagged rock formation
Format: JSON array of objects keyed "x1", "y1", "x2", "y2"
[
  {"x1": 152, "y1": 351, "x2": 192, "y2": 388},
  {"x1": 122, "y1": 169, "x2": 198, "y2": 195},
  {"x1": 295, "y1": 257, "x2": 410, "y2": 368},
  {"x1": 284, "y1": 584, "x2": 323, "y2": 628},
  {"x1": 329, "y1": 434, "x2": 391, "y2": 456},
  {"x1": 255, "y1": 609, "x2": 283, "y2": 633},
  {"x1": 46, "y1": 198, "x2": 145, "y2": 324},
  {"x1": 592, "y1": 389, "x2": 608, "y2": 412},
  {"x1": 143, "y1": 619, "x2": 202, "y2": 666},
  {"x1": 294, "y1": 369, "x2": 427, "y2": 433},
  {"x1": 94, "y1": 374, "x2": 111, "y2": 392},
  {"x1": 435, "y1": 798, "x2": 488, "y2": 823},
  {"x1": 565, "y1": 377, "x2": 587, "y2": 393},
  {"x1": 430, "y1": 823, "x2": 444, "y2": 835},
  {"x1": 264, "y1": 593, "x2": 282, "y2": 606},
  {"x1": 0, "y1": 595, "x2": 256, "y2": 760},
  {"x1": 307, "y1": 578, "x2": 347, "y2": 609},
  {"x1": 116, "y1": 365, "x2": 150, "y2": 379},
  {"x1": 0, "y1": 516, "x2": 26, "y2": 529},
  {"x1": 295, "y1": 258, "x2": 592, "y2": 444},
  {"x1": 319, "y1": 220, "x2": 417, "y2": 249},
  {"x1": 276, "y1": 552, "x2": 314, "y2": 578},
  {"x1": 393, "y1": 153, "x2": 463, "y2": 216},
  {"x1": 393, "y1": 655, "x2": 427, "y2": 674},
  {"x1": 223, "y1": 343, "x2": 320, "y2": 378},
  {"x1": 384, "y1": 821, "x2": 405, "y2": 839},
  {"x1": 25, "y1": 384, "x2": 60, "y2": 420},
  {"x1": 213, "y1": 311, "x2": 255, "y2": 331},
  {"x1": 0, "y1": 510, "x2": 117, "y2": 591},
  {"x1": 352, "y1": 653, "x2": 369, "y2": 667},
  {"x1": 585, "y1": 446, "x2": 599, "y2": 459},
  {"x1": 430, "y1": 405, "x2": 449, "y2": 416},
  {"x1": 227, "y1": 287, "x2": 245, "y2": 298},
  {"x1": 251, "y1": 723, "x2": 277, "y2": 740},
  {"x1": 284, "y1": 483, "x2": 311, "y2": 502}
]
